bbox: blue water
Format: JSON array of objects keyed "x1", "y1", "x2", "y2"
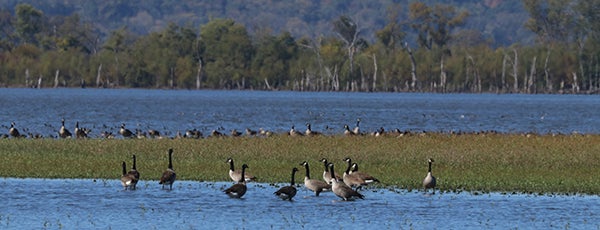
[
  {"x1": 1, "y1": 89, "x2": 599, "y2": 229},
  {"x1": 1, "y1": 88, "x2": 599, "y2": 138},
  {"x1": 1, "y1": 178, "x2": 597, "y2": 229}
]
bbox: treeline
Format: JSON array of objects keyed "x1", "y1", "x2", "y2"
[{"x1": 0, "y1": 1, "x2": 599, "y2": 93}]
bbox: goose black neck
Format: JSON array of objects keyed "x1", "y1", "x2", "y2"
[
  {"x1": 132, "y1": 155, "x2": 137, "y2": 170},
  {"x1": 304, "y1": 163, "x2": 311, "y2": 178},
  {"x1": 428, "y1": 161, "x2": 432, "y2": 173},
  {"x1": 121, "y1": 162, "x2": 127, "y2": 175},
  {"x1": 290, "y1": 169, "x2": 296, "y2": 186},
  {"x1": 229, "y1": 160, "x2": 235, "y2": 171},
  {"x1": 239, "y1": 166, "x2": 246, "y2": 183},
  {"x1": 329, "y1": 164, "x2": 336, "y2": 179},
  {"x1": 168, "y1": 151, "x2": 173, "y2": 170},
  {"x1": 322, "y1": 160, "x2": 329, "y2": 172},
  {"x1": 345, "y1": 160, "x2": 352, "y2": 174}
]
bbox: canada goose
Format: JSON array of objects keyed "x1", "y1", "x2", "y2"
[
  {"x1": 320, "y1": 158, "x2": 341, "y2": 184},
  {"x1": 261, "y1": 128, "x2": 274, "y2": 137},
  {"x1": 231, "y1": 129, "x2": 242, "y2": 137},
  {"x1": 350, "y1": 163, "x2": 380, "y2": 184},
  {"x1": 119, "y1": 123, "x2": 134, "y2": 138},
  {"x1": 299, "y1": 161, "x2": 331, "y2": 196},
  {"x1": 226, "y1": 158, "x2": 256, "y2": 182},
  {"x1": 148, "y1": 129, "x2": 161, "y2": 138},
  {"x1": 245, "y1": 128, "x2": 257, "y2": 136},
  {"x1": 120, "y1": 161, "x2": 138, "y2": 190},
  {"x1": 185, "y1": 129, "x2": 202, "y2": 139},
  {"x1": 274, "y1": 167, "x2": 299, "y2": 201},
  {"x1": 305, "y1": 123, "x2": 321, "y2": 136},
  {"x1": 28, "y1": 132, "x2": 43, "y2": 139},
  {"x1": 374, "y1": 127, "x2": 386, "y2": 137},
  {"x1": 342, "y1": 158, "x2": 369, "y2": 190},
  {"x1": 210, "y1": 130, "x2": 225, "y2": 137},
  {"x1": 74, "y1": 122, "x2": 88, "y2": 138},
  {"x1": 159, "y1": 148, "x2": 176, "y2": 190},
  {"x1": 423, "y1": 158, "x2": 437, "y2": 194},
  {"x1": 353, "y1": 118, "x2": 361, "y2": 135},
  {"x1": 328, "y1": 163, "x2": 364, "y2": 201},
  {"x1": 59, "y1": 118, "x2": 72, "y2": 138},
  {"x1": 135, "y1": 129, "x2": 147, "y2": 139},
  {"x1": 101, "y1": 131, "x2": 114, "y2": 139},
  {"x1": 289, "y1": 125, "x2": 304, "y2": 136},
  {"x1": 343, "y1": 125, "x2": 356, "y2": 136},
  {"x1": 8, "y1": 122, "x2": 22, "y2": 138},
  {"x1": 128, "y1": 154, "x2": 140, "y2": 189},
  {"x1": 224, "y1": 164, "x2": 249, "y2": 198}
]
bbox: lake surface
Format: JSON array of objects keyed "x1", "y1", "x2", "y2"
[
  {"x1": 1, "y1": 89, "x2": 599, "y2": 229},
  {"x1": 1, "y1": 178, "x2": 598, "y2": 229},
  {"x1": 1, "y1": 88, "x2": 599, "y2": 137}
]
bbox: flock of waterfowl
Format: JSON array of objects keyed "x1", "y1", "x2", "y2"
[
  {"x1": 3, "y1": 116, "x2": 584, "y2": 140},
  {"x1": 2, "y1": 118, "x2": 433, "y2": 140},
  {"x1": 6, "y1": 119, "x2": 438, "y2": 201},
  {"x1": 120, "y1": 148, "x2": 437, "y2": 201}
]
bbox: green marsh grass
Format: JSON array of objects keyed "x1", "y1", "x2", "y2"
[{"x1": 0, "y1": 133, "x2": 598, "y2": 195}]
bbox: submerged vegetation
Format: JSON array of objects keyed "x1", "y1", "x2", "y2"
[{"x1": 0, "y1": 134, "x2": 598, "y2": 195}]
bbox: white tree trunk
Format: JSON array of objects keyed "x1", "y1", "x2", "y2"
[
  {"x1": 440, "y1": 55, "x2": 447, "y2": 92},
  {"x1": 528, "y1": 56, "x2": 537, "y2": 94},
  {"x1": 372, "y1": 53, "x2": 377, "y2": 92},
  {"x1": 544, "y1": 50, "x2": 552, "y2": 93},
  {"x1": 196, "y1": 59, "x2": 202, "y2": 90},
  {"x1": 512, "y1": 49, "x2": 519, "y2": 93},
  {"x1": 404, "y1": 43, "x2": 418, "y2": 91},
  {"x1": 96, "y1": 64, "x2": 102, "y2": 88},
  {"x1": 25, "y1": 69, "x2": 30, "y2": 87},
  {"x1": 54, "y1": 69, "x2": 60, "y2": 88},
  {"x1": 502, "y1": 54, "x2": 507, "y2": 92}
]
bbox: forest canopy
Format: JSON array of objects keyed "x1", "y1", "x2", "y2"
[{"x1": 0, "y1": 0, "x2": 598, "y2": 94}]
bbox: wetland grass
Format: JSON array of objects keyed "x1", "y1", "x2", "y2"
[{"x1": 0, "y1": 133, "x2": 598, "y2": 195}]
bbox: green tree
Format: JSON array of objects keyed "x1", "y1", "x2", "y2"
[
  {"x1": 99, "y1": 27, "x2": 136, "y2": 87},
  {"x1": 14, "y1": 4, "x2": 45, "y2": 45},
  {"x1": 252, "y1": 31, "x2": 298, "y2": 90},
  {"x1": 200, "y1": 19, "x2": 254, "y2": 89},
  {"x1": 408, "y1": 2, "x2": 468, "y2": 92},
  {"x1": 523, "y1": 0, "x2": 576, "y2": 44},
  {"x1": 373, "y1": 4, "x2": 409, "y2": 92},
  {"x1": 333, "y1": 15, "x2": 368, "y2": 90}
]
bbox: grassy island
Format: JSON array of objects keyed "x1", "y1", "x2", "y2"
[{"x1": 0, "y1": 133, "x2": 598, "y2": 195}]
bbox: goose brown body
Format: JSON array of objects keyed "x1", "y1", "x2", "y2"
[
  {"x1": 9, "y1": 122, "x2": 21, "y2": 138},
  {"x1": 119, "y1": 123, "x2": 133, "y2": 138},
  {"x1": 159, "y1": 149, "x2": 176, "y2": 190},
  {"x1": 128, "y1": 155, "x2": 140, "y2": 189},
  {"x1": 59, "y1": 119, "x2": 72, "y2": 138},
  {"x1": 225, "y1": 164, "x2": 249, "y2": 198},
  {"x1": 423, "y1": 158, "x2": 437, "y2": 193},
  {"x1": 329, "y1": 163, "x2": 364, "y2": 201},
  {"x1": 120, "y1": 161, "x2": 138, "y2": 190},
  {"x1": 342, "y1": 158, "x2": 369, "y2": 189},
  {"x1": 300, "y1": 161, "x2": 331, "y2": 196},
  {"x1": 350, "y1": 163, "x2": 380, "y2": 184},
  {"x1": 274, "y1": 167, "x2": 299, "y2": 201},
  {"x1": 227, "y1": 158, "x2": 256, "y2": 182},
  {"x1": 320, "y1": 158, "x2": 341, "y2": 184}
]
